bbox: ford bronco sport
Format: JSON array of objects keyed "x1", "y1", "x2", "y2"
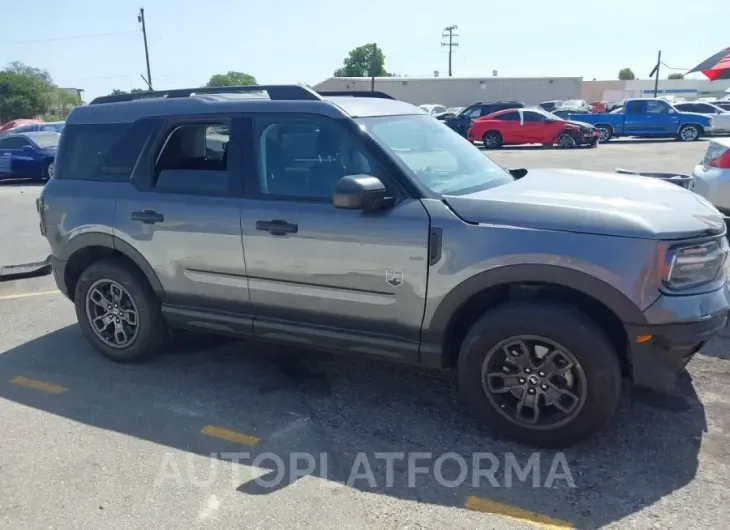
[{"x1": 37, "y1": 85, "x2": 730, "y2": 448}]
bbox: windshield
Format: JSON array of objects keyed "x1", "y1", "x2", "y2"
[
  {"x1": 357, "y1": 114, "x2": 514, "y2": 196},
  {"x1": 31, "y1": 133, "x2": 60, "y2": 149}
]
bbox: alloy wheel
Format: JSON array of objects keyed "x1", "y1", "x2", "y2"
[
  {"x1": 557, "y1": 133, "x2": 577, "y2": 149},
  {"x1": 680, "y1": 126, "x2": 698, "y2": 141},
  {"x1": 85, "y1": 279, "x2": 140, "y2": 349},
  {"x1": 597, "y1": 127, "x2": 611, "y2": 142},
  {"x1": 481, "y1": 335, "x2": 588, "y2": 430}
]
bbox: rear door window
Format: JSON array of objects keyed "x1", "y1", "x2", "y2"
[{"x1": 625, "y1": 101, "x2": 646, "y2": 114}]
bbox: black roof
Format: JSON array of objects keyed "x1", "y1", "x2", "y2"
[{"x1": 69, "y1": 84, "x2": 417, "y2": 124}]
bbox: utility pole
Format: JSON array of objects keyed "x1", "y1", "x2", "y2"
[
  {"x1": 650, "y1": 50, "x2": 661, "y2": 97},
  {"x1": 138, "y1": 7, "x2": 153, "y2": 90},
  {"x1": 441, "y1": 25, "x2": 459, "y2": 77},
  {"x1": 370, "y1": 43, "x2": 377, "y2": 91}
]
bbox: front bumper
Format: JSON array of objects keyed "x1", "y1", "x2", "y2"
[{"x1": 626, "y1": 283, "x2": 730, "y2": 392}]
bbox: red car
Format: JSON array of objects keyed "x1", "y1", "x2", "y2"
[
  {"x1": 467, "y1": 108, "x2": 599, "y2": 149},
  {"x1": 0, "y1": 119, "x2": 43, "y2": 134}
]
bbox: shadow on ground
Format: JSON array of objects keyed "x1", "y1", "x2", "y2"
[
  {"x1": 0, "y1": 325, "x2": 707, "y2": 528},
  {"x1": 0, "y1": 179, "x2": 44, "y2": 187}
]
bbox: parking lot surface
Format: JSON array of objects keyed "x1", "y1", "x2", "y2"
[{"x1": 1, "y1": 139, "x2": 729, "y2": 529}]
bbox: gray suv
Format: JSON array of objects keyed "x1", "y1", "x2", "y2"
[{"x1": 37, "y1": 85, "x2": 730, "y2": 448}]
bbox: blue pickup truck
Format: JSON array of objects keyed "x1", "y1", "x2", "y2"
[{"x1": 569, "y1": 98, "x2": 714, "y2": 143}]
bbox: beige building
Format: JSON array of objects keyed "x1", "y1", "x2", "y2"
[
  {"x1": 313, "y1": 76, "x2": 582, "y2": 108},
  {"x1": 314, "y1": 76, "x2": 730, "y2": 107},
  {"x1": 582, "y1": 79, "x2": 730, "y2": 103}
]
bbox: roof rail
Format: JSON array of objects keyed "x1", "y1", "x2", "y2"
[
  {"x1": 89, "y1": 84, "x2": 322, "y2": 105},
  {"x1": 316, "y1": 90, "x2": 396, "y2": 100}
]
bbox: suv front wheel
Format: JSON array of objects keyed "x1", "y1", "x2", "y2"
[
  {"x1": 457, "y1": 301, "x2": 622, "y2": 448},
  {"x1": 74, "y1": 258, "x2": 168, "y2": 363}
]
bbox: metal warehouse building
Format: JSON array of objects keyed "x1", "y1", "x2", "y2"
[{"x1": 313, "y1": 76, "x2": 583, "y2": 108}]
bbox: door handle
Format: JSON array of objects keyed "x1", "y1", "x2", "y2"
[
  {"x1": 256, "y1": 219, "x2": 298, "y2": 236},
  {"x1": 131, "y1": 210, "x2": 164, "y2": 224}
]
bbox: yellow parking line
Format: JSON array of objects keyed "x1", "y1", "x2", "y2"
[
  {"x1": 201, "y1": 425, "x2": 260, "y2": 446},
  {"x1": 10, "y1": 376, "x2": 69, "y2": 394},
  {"x1": 464, "y1": 496, "x2": 573, "y2": 529},
  {"x1": 0, "y1": 290, "x2": 60, "y2": 301}
]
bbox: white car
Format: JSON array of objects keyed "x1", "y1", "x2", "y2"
[
  {"x1": 557, "y1": 99, "x2": 591, "y2": 112},
  {"x1": 692, "y1": 138, "x2": 730, "y2": 213},
  {"x1": 418, "y1": 104, "x2": 447, "y2": 116},
  {"x1": 674, "y1": 102, "x2": 730, "y2": 134}
]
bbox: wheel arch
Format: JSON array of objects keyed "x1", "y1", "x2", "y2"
[
  {"x1": 422, "y1": 264, "x2": 646, "y2": 374},
  {"x1": 62, "y1": 233, "x2": 165, "y2": 302},
  {"x1": 678, "y1": 122, "x2": 705, "y2": 135}
]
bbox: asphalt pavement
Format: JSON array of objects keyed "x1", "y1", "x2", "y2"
[{"x1": 0, "y1": 139, "x2": 728, "y2": 529}]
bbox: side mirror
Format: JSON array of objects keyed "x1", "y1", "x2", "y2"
[
  {"x1": 668, "y1": 108, "x2": 676, "y2": 114},
  {"x1": 22, "y1": 145, "x2": 34, "y2": 152},
  {"x1": 543, "y1": 118, "x2": 554, "y2": 123},
  {"x1": 333, "y1": 175, "x2": 394, "y2": 211}
]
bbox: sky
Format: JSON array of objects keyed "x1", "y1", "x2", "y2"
[{"x1": 1, "y1": 0, "x2": 726, "y2": 102}]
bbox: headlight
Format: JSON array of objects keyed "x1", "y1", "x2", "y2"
[{"x1": 663, "y1": 239, "x2": 728, "y2": 289}]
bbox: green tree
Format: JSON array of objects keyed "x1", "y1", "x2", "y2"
[
  {"x1": 618, "y1": 68, "x2": 635, "y2": 80},
  {"x1": 206, "y1": 71, "x2": 257, "y2": 87},
  {"x1": 334, "y1": 44, "x2": 388, "y2": 77},
  {"x1": 0, "y1": 70, "x2": 50, "y2": 122},
  {"x1": 109, "y1": 88, "x2": 146, "y2": 95},
  {"x1": 5, "y1": 61, "x2": 54, "y2": 88},
  {"x1": 667, "y1": 73, "x2": 684, "y2": 79}
]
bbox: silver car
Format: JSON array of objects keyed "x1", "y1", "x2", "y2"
[{"x1": 693, "y1": 138, "x2": 730, "y2": 212}]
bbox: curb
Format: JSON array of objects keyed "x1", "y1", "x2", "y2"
[{"x1": 0, "y1": 256, "x2": 52, "y2": 282}]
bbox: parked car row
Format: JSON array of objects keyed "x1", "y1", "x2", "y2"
[{"x1": 426, "y1": 97, "x2": 723, "y2": 149}]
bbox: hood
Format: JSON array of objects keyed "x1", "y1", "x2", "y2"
[
  {"x1": 444, "y1": 168, "x2": 725, "y2": 240},
  {"x1": 563, "y1": 120, "x2": 595, "y2": 130}
]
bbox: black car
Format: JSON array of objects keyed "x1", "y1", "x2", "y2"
[
  {"x1": 443, "y1": 101, "x2": 524, "y2": 137},
  {"x1": 708, "y1": 100, "x2": 730, "y2": 112},
  {"x1": 538, "y1": 100, "x2": 564, "y2": 112}
]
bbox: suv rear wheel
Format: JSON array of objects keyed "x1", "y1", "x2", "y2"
[
  {"x1": 457, "y1": 302, "x2": 621, "y2": 448},
  {"x1": 74, "y1": 258, "x2": 168, "y2": 363}
]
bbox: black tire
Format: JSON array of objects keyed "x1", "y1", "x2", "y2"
[
  {"x1": 74, "y1": 257, "x2": 168, "y2": 363},
  {"x1": 482, "y1": 131, "x2": 503, "y2": 149},
  {"x1": 676, "y1": 124, "x2": 700, "y2": 142},
  {"x1": 42, "y1": 160, "x2": 53, "y2": 180},
  {"x1": 556, "y1": 132, "x2": 579, "y2": 149},
  {"x1": 595, "y1": 125, "x2": 613, "y2": 143},
  {"x1": 457, "y1": 302, "x2": 622, "y2": 448}
]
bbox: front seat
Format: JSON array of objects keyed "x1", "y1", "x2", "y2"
[{"x1": 307, "y1": 128, "x2": 346, "y2": 198}]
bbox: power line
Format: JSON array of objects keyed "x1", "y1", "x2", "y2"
[
  {"x1": 441, "y1": 25, "x2": 459, "y2": 77},
  {"x1": 2, "y1": 30, "x2": 139, "y2": 45},
  {"x1": 661, "y1": 61, "x2": 691, "y2": 71}
]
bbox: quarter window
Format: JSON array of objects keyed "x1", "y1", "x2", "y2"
[{"x1": 54, "y1": 122, "x2": 145, "y2": 181}]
